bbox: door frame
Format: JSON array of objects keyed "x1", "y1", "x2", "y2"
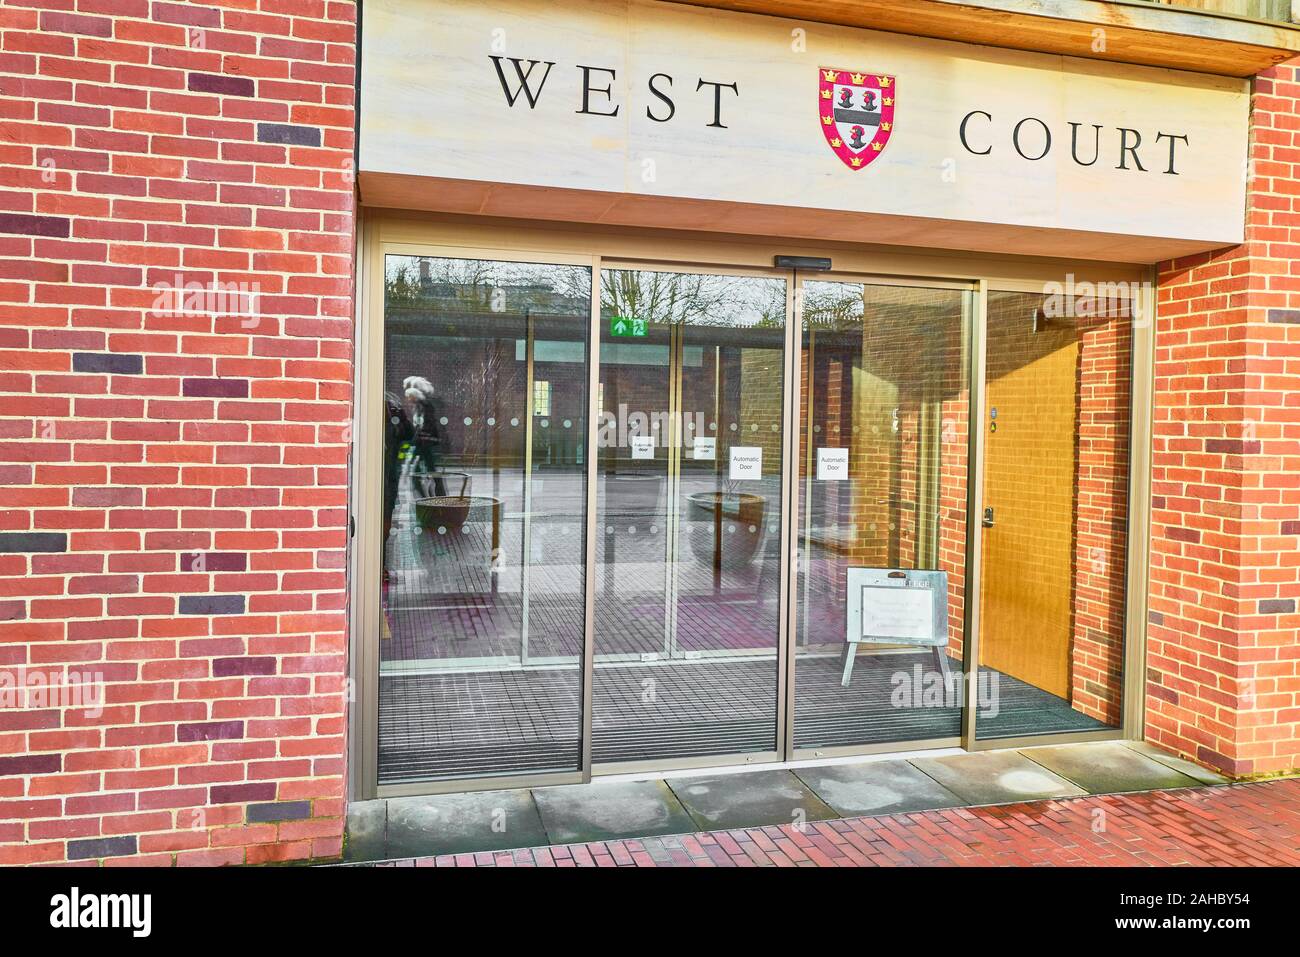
[
  {"x1": 348, "y1": 210, "x2": 1154, "y2": 801},
  {"x1": 595, "y1": 257, "x2": 794, "y2": 668},
  {"x1": 962, "y1": 275, "x2": 1155, "y2": 753},
  {"x1": 786, "y1": 272, "x2": 977, "y2": 762},
  {"x1": 588, "y1": 257, "x2": 795, "y2": 776}
]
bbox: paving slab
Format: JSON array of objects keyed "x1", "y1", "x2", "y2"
[
  {"x1": 910, "y1": 750, "x2": 1087, "y2": 805},
  {"x1": 1021, "y1": 741, "x2": 1203, "y2": 794},
  {"x1": 794, "y1": 759, "x2": 966, "y2": 817},
  {"x1": 1122, "y1": 740, "x2": 1232, "y2": 786},
  {"x1": 343, "y1": 798, "x2": 387, "y2": 863},
  {"x1": 385, "y1": 788, "x2": 548, "y2": 858},
  {"x1": 531, "y1": 779, "x2": 698, "y2": 844},
  {"x1": 668, "y1": 768, "x2": 838, "y2": 830}
]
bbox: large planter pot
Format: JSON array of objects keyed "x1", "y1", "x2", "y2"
[
  {"x1": 413, "y1": 495, "x2": 502, "y2": 538},
  {"x1": 686, "y1": 491, "x2": 766, "y2": 571}
]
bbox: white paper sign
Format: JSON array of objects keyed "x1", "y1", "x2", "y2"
[
  {"x1": 630, "y1": 435, "x2": 655, "y2": 460},
  {"x1": 860, "y1": 585, "x2": 935, "y2": 643},
  {"x1": 729, "y1": 446, "x2": 762, "y2": 480},
  {"x1": 692, "y1": 436, "x2": 716, "y2": 461},
  {"x1": 817, "y1": 447, "x2": 848, "y2": 481}
]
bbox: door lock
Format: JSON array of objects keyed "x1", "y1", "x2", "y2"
[{"x1": 982, "y1": 506, "x2": 995, "y2": 528}]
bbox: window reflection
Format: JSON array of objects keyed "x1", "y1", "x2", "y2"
[
  {"x1": 975, "y1": 290, "x2": 1131, "y2": 737},
  {"x1": 379, "y1": 255, "x2": 590, "y2": 784},
  {"x1": 795, "y1": 282, "x2": 971, "y2": 749},
  {"x1": 592, "y1": 269, "x2": 787, "y2": 764}
]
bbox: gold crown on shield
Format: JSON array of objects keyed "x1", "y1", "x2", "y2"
[{"x1": 822, "y1": 69, "x2": 838, "y2": 81}]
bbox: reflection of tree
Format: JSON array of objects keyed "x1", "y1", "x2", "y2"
[
  {"x1": 802, "y1": 284, "x2": 865, "y2": 332},
  {"x1": 443, "y1": 342, "x2": 510, "y2": 467},
  {"x1": 601, "y1": 270, "x2": 784, "y2": 328},
  {"x1": 388, "y1": 258, "x2": 789, "y2": 328},
  {"x1": 385, "y1": 257, "x2": 595, "y2": 472},
  {"x1": 385, "y1": 256, "x2": 591, "y2": 313}
]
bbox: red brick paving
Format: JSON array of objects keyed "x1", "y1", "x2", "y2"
[{"x1": 373, "y1": 778, "x2": 1300, "y2": 867}]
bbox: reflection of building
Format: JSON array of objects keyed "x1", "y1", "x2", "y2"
[{"x1": 385, "y1": 274, "x2": 592, "y2": 472}]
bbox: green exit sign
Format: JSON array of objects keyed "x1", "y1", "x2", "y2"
[{"x1": 610, "y1": 316, "x2": 647, "y2": 337}]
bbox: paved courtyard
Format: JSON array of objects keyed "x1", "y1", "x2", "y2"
[
  {"x1": 365, "y1": 775, "x2": 1300, "y2": 868},
  {"x1": 346, "y1": 740, "x2": 1300, "y2": 868}
]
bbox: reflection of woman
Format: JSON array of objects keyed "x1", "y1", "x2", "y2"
[
  {"x1": 382, "y1": 390, "x2": 412, "y2": 560},
  {"x1": 403, "y1": 376, "x2": 447, "y2": 496}
]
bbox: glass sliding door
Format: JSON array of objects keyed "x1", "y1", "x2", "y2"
[
  {"x1": 378, "y1": 254, "x2": 591, "y2": 784},
  {"x1": 592, "y1": 267, "x2": 788, "y2": 766},
  {"x1": 974, "y1": 289, "x2": 1132, "y2": 739},
  {"x1": 792, "y1": 281, "x2": 972, "y2": 752},
  {"x1": 365, "y1": 238, "x2": 1144, "y2": 794}
]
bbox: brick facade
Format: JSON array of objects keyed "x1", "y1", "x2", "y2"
[
  {"x1": 0, "y1": 0, "x2": 1294, "y2": 869},
  {"x1": 1147, "y1": 61, "x2": 1300, "y2": 779},
  {"x1": 0, "y1": 0, "x2": 357, "y2": 865}
]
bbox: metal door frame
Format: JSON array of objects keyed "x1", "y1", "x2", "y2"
[
  {"x1": 349, "y1": 213, "x2": 1153, "y2": 800},
  {"x1": 589, "y1": 258, "x2": 793, "y2": 776},
  {"x1": 357, "y1": 237, "x2": 599, "y2": 798},
  {"x1": 962, "y1": 276, "x2": 1154, "y2": 751},
  {"x1": 785, "y1": 272, "x2": 975, "y2": 761}
]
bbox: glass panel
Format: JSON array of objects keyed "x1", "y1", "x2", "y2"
[
  {"x1": 593, "y1": 268, "x2": 787, "y2": 764},
  {"x1": 975, "y1": 288, "x2": 1132, "y2": 738},
  {"x1": 794, "y1": 282, "x2": 971, "y2": 750},
  {"x1": 378, "y1": 254, "x2": 591, "y2": 783}
]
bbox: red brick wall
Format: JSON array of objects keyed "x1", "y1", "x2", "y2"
[
  {"x1": 1148, "y1": 61, "x2": 1300, "y2": 778},
  {"x1": 1070, "y1": 302, "x2": 1131, "y2": 726},
  {"x1": 0, "y1": 0, "x2": 357, "y2": 865}
]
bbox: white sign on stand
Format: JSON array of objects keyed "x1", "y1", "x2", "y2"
[
  {"x1": 729, "y1": 446, "x2": 762, "y2": 480},
  {"x1": 842, "y1": 568, "x2": 952, "y2": 687},
  {"x1": 860, "y1": 586, "x2": 934, "y2": 642},
  {"x1": 692, "y1": 436, "x2": 716, "y2": 461},
  {"x1": 630, "y1": 435, "x2": 655, "y2": 460},
  {"x1": 817, "y1": 447, "x2": 849, "y2": 481}
]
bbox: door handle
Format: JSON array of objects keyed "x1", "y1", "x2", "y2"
[{"x1": 982, "y1": 506, "x2": 995, "y2": 528}]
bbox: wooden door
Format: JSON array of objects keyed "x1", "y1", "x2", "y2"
[{"x1": 979, "y1": 301, "x2": 1078, "y2": 700}]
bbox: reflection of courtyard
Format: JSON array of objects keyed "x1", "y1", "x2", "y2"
[
  {"x1": 378, "y1": 464, "x2": 1107, "y2": 785},
  {"x1": 382, "y1": 466, "x2": 788, "y2": 663}
]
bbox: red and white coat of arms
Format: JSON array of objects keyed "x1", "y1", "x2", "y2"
[{"x1": 819, "y1": 68, "x2": 895, "y2": 171}]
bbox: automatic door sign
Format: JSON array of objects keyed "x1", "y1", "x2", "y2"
[
  {"x1": 693, "y1": 436, "x2": 716, "y2": 461},
  {"x1": 729, "y1": 446, "x2": 762, "y2": 480},
  {"x1": 630, "y1": 435, "x2": 655, "y2": 460},
  {"x1": 817, "y1": 447, "x2": 849, "y2": 480}
]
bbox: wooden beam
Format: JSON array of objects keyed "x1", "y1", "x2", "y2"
[{"x1": 667, "y1": 0, "x2": 1300, "y2": 76}]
